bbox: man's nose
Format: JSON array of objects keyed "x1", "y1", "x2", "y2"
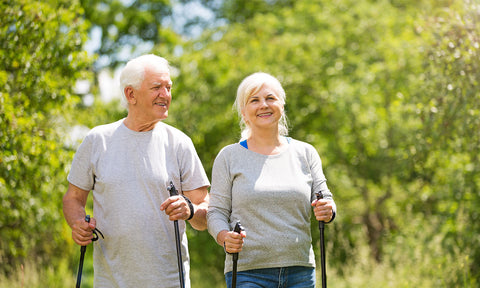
[{"x1": 159, "y1": 87, "x2": 170, "y2": 96}]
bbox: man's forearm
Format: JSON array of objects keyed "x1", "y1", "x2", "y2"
[
  {"x1": 63, "y1": 183, "x2": 89, "y2": 228},
  {"x1": 188, "y1": 201, "x2": 208, "y2": 231},
  {"x1": 63, "y1": 197, "x2": 86, "y2": 228}
]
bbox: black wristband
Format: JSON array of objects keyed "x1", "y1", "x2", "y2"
[{"x1": 181, "y1": 195, "x2": 195, "y2": 220}]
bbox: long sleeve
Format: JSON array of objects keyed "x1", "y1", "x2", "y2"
[{"x1": 207, "y1": 149, "x2": 233, "y2": 241}]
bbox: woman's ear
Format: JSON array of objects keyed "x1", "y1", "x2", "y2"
[
  {"x1": 124, "y1": 86, "x2": 136, "y2": 105},
  {"x1": 241, "y1": 109, "x2": 248, "y2": 124}
]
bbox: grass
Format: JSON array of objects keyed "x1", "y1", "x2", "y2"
[
  {"x1": 0, "y1": 248, "x2": 93, "y2": 288},
  {"x1": 1, "y1": 243, "x2": 476, "y2": 288},
  {"x1": 0, "y1": 260, "x2": 77, "y2": 288}
]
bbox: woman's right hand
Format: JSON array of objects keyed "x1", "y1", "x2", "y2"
[{"x1": 217, "y1": 229, "x2": 247, "y2": 253}]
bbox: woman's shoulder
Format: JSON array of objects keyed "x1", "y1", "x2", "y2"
[
  {"x1": 218, "y1": 142, "x2": 244, "y2": 155},
  {"x1": 287, "y1": 138, "x2": 321, "y2": 158},
  {"x1": 211, "y1": 143, "x2": 242, "y2": 169},
  {"x1": 288, "y1": 137, "x2": 316, "y2": 150}
]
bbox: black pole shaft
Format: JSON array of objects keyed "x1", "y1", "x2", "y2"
[
  {"x1": 231, "y1": 221, "x2": 243, "y2": 288},
  {"x1": 316, "y1": 192, "x2": 327, "y2": 288},
  {"x1": 173, "y1": 220, "x2": 185, "y2": 288},
  {"x1": 76, "y1": 246, "x2": 86, "y2": 288},
  {"x1": 319, "y1": 221, "x2": 326, "y2": 288},
  {"x1": 168, "y1": 181, "x2": 185, "y2": 288},
  {"x1": 232, "y1": 254, "x2": 238, "y2": 288}
]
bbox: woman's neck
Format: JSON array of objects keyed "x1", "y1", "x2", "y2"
[{"x1": 247, "y1": 131, "x2": 287, "y2": 155}]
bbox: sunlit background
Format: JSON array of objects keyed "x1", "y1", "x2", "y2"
[{"x1": 1, "y1": 0, "x2": 479, "y2": 287}]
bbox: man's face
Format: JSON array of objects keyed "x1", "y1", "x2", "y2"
[{"x1": 133, "y1": 66, "x2": 172, "y2": 122}]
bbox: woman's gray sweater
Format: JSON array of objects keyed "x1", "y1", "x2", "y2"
[{"x1": 207, "y1": 139, "x2": 334, "y2": 274}]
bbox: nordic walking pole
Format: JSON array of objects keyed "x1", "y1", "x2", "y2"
[
  {"x1": 231, "y1": 221, "x2": 244, "y2": 288},
  {"x1": 75, "y1": 216, "x2": 88, "y2": 288},
  {"x1": 76, "y1": 215, "x2": 103, "y2": 288},
  {"x1": 167, "y1": 181, "x2": 185, "y2": 288},
  {"x1": 316, "y1": 192, "x2": 327, "y2": 288}
]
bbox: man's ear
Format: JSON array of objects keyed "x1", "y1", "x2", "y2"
[{"x1": 124, "y1": 86, "x2": 136, "y2": 105}]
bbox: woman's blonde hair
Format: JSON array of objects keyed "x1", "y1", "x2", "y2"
[{"x1": 234, "y1": 72, "x2": 289, "y2": 139}]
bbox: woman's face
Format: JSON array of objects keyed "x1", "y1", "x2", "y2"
[{"x1": 242, "y1": 83, "x2": 284, "y2": 133}]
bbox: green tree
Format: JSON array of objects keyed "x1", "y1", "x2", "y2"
[
  {"x1": 413, "y1": 0, "x2": 480, "y2": 281},
  {"x1": 0, "y1": 0, "x2": 93, "y2": 274},
  {"x1": 79, "y1": 0, "x2": 174, "y2": 69},
  {"x1": 190, "y1": 0, "x2": 296, "y2": 24},
  {"x1": 2, "y1": 0, "x2": 478, "y2": 286},
  {"x1": 163, "y1": 0, "x2": 479, "y2": 286}
]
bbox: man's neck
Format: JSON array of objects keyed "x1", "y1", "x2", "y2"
[{"x1": 123, "y1": 116, "x2": 160, "y2": 132}]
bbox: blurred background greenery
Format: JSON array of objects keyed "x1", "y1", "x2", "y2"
[{"x1": 1, "y1": 0, "x2": 479, "y2": 287}]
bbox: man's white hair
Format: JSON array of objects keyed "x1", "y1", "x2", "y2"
[{"x1": 119, "y1": 54, "x2": 170, "y2": 97}]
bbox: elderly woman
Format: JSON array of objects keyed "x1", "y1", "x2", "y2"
[{"x1": 207, "y1": 72, "x2": 336, "y2": 288}]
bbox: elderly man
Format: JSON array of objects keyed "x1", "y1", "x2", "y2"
[{"x1": 63, "y1": 54, "x2": 210, "y2": 287}]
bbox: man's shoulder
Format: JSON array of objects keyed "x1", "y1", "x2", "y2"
[
  {"x1": 87, "y1": 119, "x2": 124, "y2": 137},
  {"x1": 154, "y1": 121, "x2": 191, "y2": 140}
]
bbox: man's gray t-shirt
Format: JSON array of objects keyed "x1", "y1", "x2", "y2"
[
  {"x1": 207, "y1": 139, "x2": 333, "y2": 274},
  {"x1": 68, "y1": 119, "x2": 210, "y2": 288}
]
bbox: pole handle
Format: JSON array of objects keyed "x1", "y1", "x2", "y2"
[
  {"x1": 316, "y1": 192, "x2": 326, "y2": 229},
  {"x1": 232, "y1": 221, "x2": 244, "y2": 261},
  {"x1": 233, "y1": 221, "x2": 244, "y2": 234},
  {"x1": 168, "y1": 181, "x2": 179, "y2": 196}
]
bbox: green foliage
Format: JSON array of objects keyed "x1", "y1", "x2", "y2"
[
  {"x1": 192, "y1": 0, "x2": 296, "y2": 24},
  {"x1": 79, "y1": 0, "x2": 177, "y2": 69},
  {"x1": 413, "y1": 0, "x2": 480, "y2": 279},
  {"x1": 1, "y1": 0, "x2": 479, "y2": 286},
  {"x1": 164, "y1": 0, "x2": 480, "y2": 286},
  {"x1": 0, "y1": 0, "x2": 93, "y2": 275}
]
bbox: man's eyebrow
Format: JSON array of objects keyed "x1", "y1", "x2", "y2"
[{"x1": 152, "y1": 81, "x2": 173, "y2": 86}]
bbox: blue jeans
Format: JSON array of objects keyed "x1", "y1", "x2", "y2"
[{"x1": 225, "y1": 266, "x2": 315, "y2": 288}]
